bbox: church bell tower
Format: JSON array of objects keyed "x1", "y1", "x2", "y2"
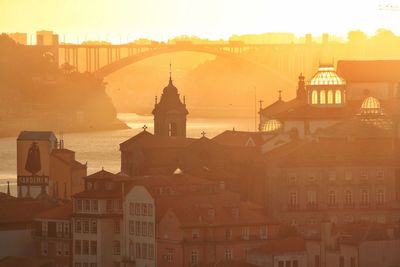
[{"x1": 152, "y1": 67, "x2": 188, "y2": 137}]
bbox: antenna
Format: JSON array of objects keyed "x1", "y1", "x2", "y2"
[
  {"x1": 254, "y1": 87, "x2": 257, "y2": 132},
  {"x1": 169, "y1": 60, "x2": 172, "y2": 81}
]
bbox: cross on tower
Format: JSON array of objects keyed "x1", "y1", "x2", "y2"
[
  {"x1": 201, "y1": 131, "x2": 206, "y2": 137},
  {"x1": 142, "y1": 125, "x2": 148, "y2": 131},
  {"x1": 258, "y1": 100, "x2": 263, "y2": 110}
]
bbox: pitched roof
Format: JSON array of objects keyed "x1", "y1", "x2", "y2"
[
  {"x1": 17, "y1": 131, "x2": 56, "y2": 141},
  {"x1": 0, "y1": 198, "x2": 57, "y2": 225},
  {"x1": 213, "y1": 130, "x2": 274, "y2": 147},
  {"x1": 337, "y1": 60, "x2": 400, "y2": 83},
  {"x1": 120, "y1": 130, "x2": 195, "y2": 150},
  {"x1": 259, "y1": 98, "x2": 303, "y2": 117},
  {"x1": 35, "y1": 202, "x2": 72, "y2": 220},
  {"x1": 250, "y1": 237, "x2": 306, "y2": 254}
]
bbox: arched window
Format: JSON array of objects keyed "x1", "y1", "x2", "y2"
[
  {"x1": 335, "y1": 90, "x2": 342, "y2": 104},
  {"x1": 311, "y1": 90, "x2": 318, "y2": 104},
  {"x1": 344, "y1": 190, "x2": 353, "y2": 206},
  {"x1": 327, "y1": 90, "x2": 334, "y2": 104},
  {"x1": 320, "y1": 90, "x2": 326, "y2": 104}
]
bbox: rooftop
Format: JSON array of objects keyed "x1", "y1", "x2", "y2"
[{"x1": 17, "y1": 131, "x2": 57, "y2": 141}]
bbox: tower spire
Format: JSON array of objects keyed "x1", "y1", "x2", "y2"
[{"x1": 169, "y1": 60, "x2": 172, "y2": 83}]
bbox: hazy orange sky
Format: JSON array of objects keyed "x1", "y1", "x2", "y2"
[{"x1": 1, "y1": 0, "x2": 400, "y2": 43}]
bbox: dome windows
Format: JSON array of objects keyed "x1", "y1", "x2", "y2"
[{"x1": 262, "y1": 119, "x2": 282, "y2": 132}]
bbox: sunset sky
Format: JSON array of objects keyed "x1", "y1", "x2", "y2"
[{"x1": 1, "y1": 0, "x2": 400, "y2": 43}]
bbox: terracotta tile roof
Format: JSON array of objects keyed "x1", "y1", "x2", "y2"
[
  {"x1": 35, "y1": 202, "x2": 72, "y2": 220},
  {"x1": 213, "y1": 130, "x2": 274, "y2": 147},
  {"x1": 0, "y1": 198, "x2": 57, "y2": 225},
  {"x1": 84, "y1": 169, "x2": 121, "y2": 180},
  {"x1": 260, "y1": 98, "x2": 303, "y2": 117},
  {"x1": 120, "y1": 131, "x2": 195, "y2": 150},
  {"x1": 272, "y1": 104, "x2": 352, "y2": 120},
  {"x1": 0, "y1": 256, "x2": 54, "y2": 267},
  {"x1": 337, "y1": 60, "x2": 400, "y2": 83},
  {"x1": 251, "y1": 237, "x2": 306, "y2": 254}
]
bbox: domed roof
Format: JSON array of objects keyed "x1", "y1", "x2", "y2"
[
  {"x1": 309, "y1": 66, "x2": 346, "y2": 86},
  {"x1": 262, "y1": 119, "x2": 282, "y2": 132},
  {"x1": 163, "y1": 78, "x2": 178, "y2": 95},
  {"x1": 360, "y1": 96, "x2": 383, "y2": 115}
]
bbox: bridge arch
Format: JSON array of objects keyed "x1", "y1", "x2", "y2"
[{"x1": 94, "y1": 46, "x2": 295, "y2": 87}]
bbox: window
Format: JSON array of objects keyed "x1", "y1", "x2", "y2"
[
  {"x1": 225, "y1": 249, "x2": 233, "y2": 260},
  {"x1": 289, "y1": 192, "x2": 298, "y2": 207},
  {"x1": 63, "y1": 242, "x2": 70, "y2": 256},
  {"x1": 56, "y1": 222, "x2": 63, "y2": 237},
  {"x1": 113, "y1": 240, "x2": 120, "y2": 255},
  {"x1": 135, "y1": 221, "x2": 141, "y2": 235},
  {"x1": 225, "y1": 228, "x2": 232, "y2": 241},
  {"x1": 166, "y1": 250, "x2": 173, "y2": 263},
  {"x1": 75, "y1": 220, "x2": 81, "y2": 233},
  {"x1": 376, "y1": 190, "x2": 385, "y2": 205},
  {"x1": 148, "y1": 204, "x2": 153, "y2": 216},
  {"x1": 83, "y1": 263, "x2": 88, "y2": 267},
  {"x1": 82, "y1": 240, "x2": 89, "y2": 255},
  {"x1": 106, "y1": 200, "x2": 113, "y2": 212},
  {"x1": 320, "y1": 90, "x2": 326, "y2": 104},
  {"x1": 41, "y1": 241, "x2": 48, "y2": 256},
  {"x1": 129, "y1": 220, "x2": 134, "y2": 235},
  {"x1": 241, "y1": 227, "x2": 249, "y2": 240},
  {"x1": 293, "y1": 260, "x2": 299, "y2": 267},
  {"x1": 148, "y1": 222, "x2": 154, "y2": 237},
  {"x1": 345, "y1": 191, "x2": 353, "y2": 205},
  {"x1": 142, "y1": 203, "x2": 147, "y2": 216},
  {"x1": 361, "y1": 170, "x2": 368, "y2": 180},
  {"x1": 288, "y1": 173, "x2": 297, "y2": 183},
  {"x1": 307, "y1": 190, "x2": 317, "y2": 204},
  {"x1": 129, "y1": 242, "x2": 134, "y2": 258},
  {"x1": 335, "y1": 90, "x2": 342, "y2": 104},
  {"x1": 191, "y1": 250, "x2": 199, "y2": 265},
  {"x1": 285, "y1": 261, "x2": 291, "y2": 267},
  {"x1": 64, "y1": 223, "x2": 70, "y2": 235},
  {"x1": 129, "y1": 203, "x2": 134, "y2": 215},
  {"x1": 311, "y1": 90, "x2": 318, "y2": 104},
  {"x1": 91, "y1": 200, "x2": 98, "y2": 212},
  {"x1": 56, "y1": 242, "x2": 62, "y2": 256},
  {"x1": 339, "y1": 256, "x2": 344, "y2": 267},
  {"x1": 192, "y1": 229, "x2": 200, "y2": 240},
  {"x1": 136, "y1": 243, "x2": 141, "y2": 258},
  {"x1": 76, "y1": 199, "x2": 83, "y2": 212},
  {"x1": 90, "y1": 264, "x2": 97, "y2": 267},
  {"x1": 345, "y1": 170, "x2": 352, "y2": 180},
  {"x1": 91, "y1": 220, "x2": 97, "y2": 234},
  {"x1": 149, "y1": 244, "x2": 154, "y2": 260},
  {"x1": 142, "y1": 243, "x2": 147, "y2": 259},
  {"x1": 278, "y1": 261, "x2": 284, "y2": 267},
  {"x1": 83, "y1": 220, "x2": 89, "y2": 233},
  {"x1": 116, "y1": 200, "x2": 122, "y2": 211},
  {"x1": 361, "y1": 190, "x2": 369, "y2": 205},
  {"x1": 328, "y1": 191, "x2": 336, "y2": 206},
  {"x1": 142, "y1": 221, "x2": 147, "y2": 236},
  {"x1": 260, "y1": 225, "x2": 268, "y2": 239},
  {"x1": 114, "y1": 220, "x2": 120, "y2": 234},
  {"x1": 90, "y1": 241, "x2": 97, "y2": 255},
  {"x1": 75, "y1": 240, "x2": 81, "y2": 255},
  {"x1": 41, "y1": 221, "x2": 48, "y2": 232},
  {"x1": 75, "y1": 263, "x2": 82, "y2": 267},
  {"x1": 377, "y1": 170, "x2": 385, "y2": 180},
  {"x1": 84, "y1": 200, "x2": 90, "y2": 211},
  {"x1": 135, "y1": 203, "x2": 140, "y2": 215},
  {"x1": 327, "y1": 90, "x2": 333, "y2": 104}
]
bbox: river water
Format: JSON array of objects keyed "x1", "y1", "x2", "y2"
[{"x1": 0, "y1": 113, "x2": 253, "y2": 196}]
